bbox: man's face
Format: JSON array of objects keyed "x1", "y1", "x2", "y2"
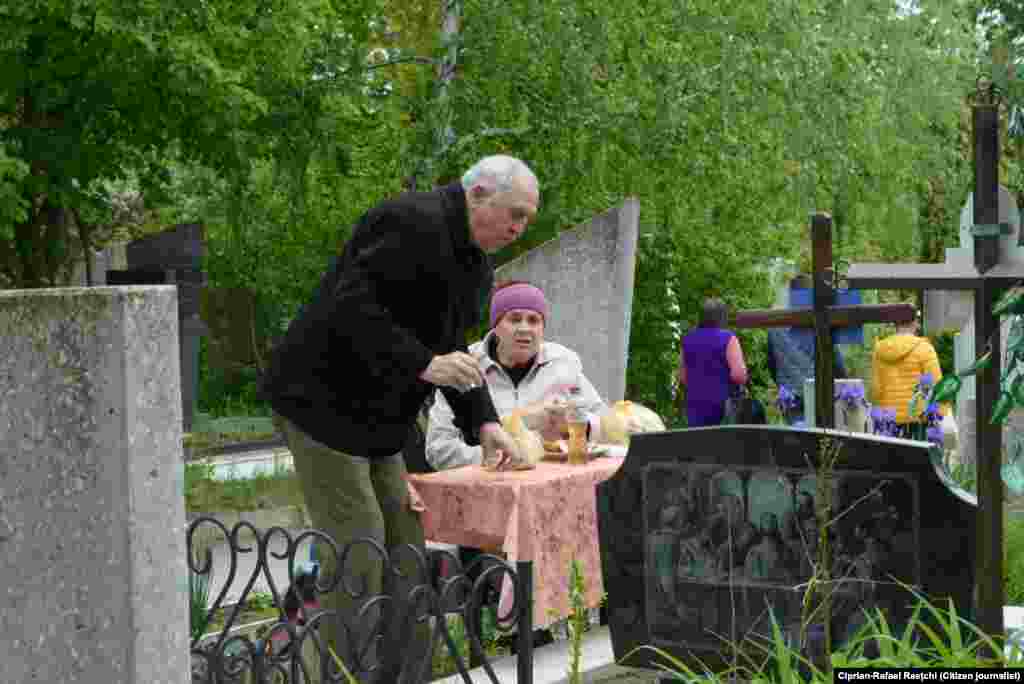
[
  {"x1": 469, "y1": 179, "x2": 539, "y2": 253},
  {"x1": 494, "y1": 308, "x2": 544, "y2": 367}
]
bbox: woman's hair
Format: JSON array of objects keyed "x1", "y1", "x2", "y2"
[{"x1": 699, "y1": 297, "x2": 728, "y2": 328}]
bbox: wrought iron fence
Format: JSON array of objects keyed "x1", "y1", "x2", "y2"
[{"x1": 187, "y1": 516, "x2": 534, "y2": 683}]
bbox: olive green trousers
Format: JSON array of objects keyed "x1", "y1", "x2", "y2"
[{"x1": 274, "y1": 413, "x2": 428, "y2": 683}]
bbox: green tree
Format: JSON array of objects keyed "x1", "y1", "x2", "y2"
[
  {"x1": 0, "y1": 0, "x2": 372, "y2": 288},
  {"x1": 144, "y1": 0, "x2": 978, "y2": 420}
]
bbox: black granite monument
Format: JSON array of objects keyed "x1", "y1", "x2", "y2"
[
  {"x1": 597, "y1": 425, "x2": 976, "y2": 672},
  {"x1": 107, "y1": 223, "x2": 208, "y2": 432}
]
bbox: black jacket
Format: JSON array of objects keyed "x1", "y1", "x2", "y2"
[{"x1": 261, "y1": 183, "x2": 500, "y2": 458}]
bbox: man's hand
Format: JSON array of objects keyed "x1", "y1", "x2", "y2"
[
  {"x1": 419, "y1": 352, "x2": 485, "y2": 393},
  {"x1": 479, "y1": 422, "x2": 523, "y2": 470}
]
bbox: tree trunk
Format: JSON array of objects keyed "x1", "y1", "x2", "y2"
[{"x1": 410, "y1": 0, "x2": 460, "y2": 191}]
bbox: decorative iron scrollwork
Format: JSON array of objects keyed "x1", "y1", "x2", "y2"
[{"x1": 187, "y1": 517, "x2": 530, "y2": 683}]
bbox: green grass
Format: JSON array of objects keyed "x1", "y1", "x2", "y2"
[
  {"x1": 197, "y1": 591, "x2": 281, "y2": 638},
  {"x1": 431, "y1": 609, "x2": 506, "y2": 679},
  {"x1": 190, "y1": 412, "x2": 277, "y2": 436},
  {"x1": 1007, "y1": 515, "x2": 1024, "y2": 605},
  {"x1": 184, "y1": 461, "x2": 304, "y2": 512},
  {"x1": 629, "y1": 590, "x2": 1024, "y2": 683},
  {"x1": 189, "y1": 567, "x2": 213, "y2": 641}
]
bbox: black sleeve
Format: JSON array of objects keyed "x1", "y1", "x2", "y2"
[
  {"x1": 325, "y1": 208, "x2": 438, "y2": 382},
  {"x1": 439, "y1": 385, "x2": 500, "y2": 446}
]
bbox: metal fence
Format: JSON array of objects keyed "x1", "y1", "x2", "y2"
[{"x1": 187, "y1": 516, "x2": 534, "y2": 684}]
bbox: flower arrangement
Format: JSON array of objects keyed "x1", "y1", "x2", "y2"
[
  {"x1": 834, "y1": 383, "x2": 868, "y2": 409},
  {"x1": 909, "y1": 373, "x2": 943, "y2": 447},
  {"x1": 870, "y1": 407, "x2": 900, "y2": 438},
  {"x1": 834, "y1": 383, "x2": 870, "y2": 431},
  {"x1": 777, "y1": 384, "x2": 801, "y2": 420},
  {"x1": 911, "y1": 402, "x2": 945, "y2": 447}
]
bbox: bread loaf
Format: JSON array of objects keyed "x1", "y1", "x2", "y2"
[{"x1": 599, "y1": 400, "x2": 666, "y2": 446}]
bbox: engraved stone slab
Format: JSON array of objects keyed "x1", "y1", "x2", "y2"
[{"x1": 598, "y1": 426, "x2": 976, "y2": 672}]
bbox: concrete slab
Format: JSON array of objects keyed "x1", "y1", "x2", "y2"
[{"x1": 433, "y1": 626, "x2": 662, "y2": 684}]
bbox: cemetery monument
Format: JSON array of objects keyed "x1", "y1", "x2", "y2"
[
  {"x1": 0, "y1": 285, "x2": 189, "y2": 684},
  {"x1": 847, "y1": 97, "x2": 1020, "y2": 637},
  {"x1": 598, "y1": 426, "x2": 976, "y2": 672}
]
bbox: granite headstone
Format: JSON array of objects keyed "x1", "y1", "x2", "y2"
[
  {"x1": 107, "y1": 223, "x2": 208, "y2": 432},
  {"x1": 597, "y1": 426, "x2": 976, "y2": 672},
  {"x1": 937, "y1": 186, "x2": 1024, "y2": 468},
  {"x1": 68, "y1": 242, "x2": 128, "y2": 286},
  {"x1": 494, "y1": 199, "x2": 639, "y2": 403},
  {"x1": 200, "y1": 286, "x2": 260, "y2": 373}
]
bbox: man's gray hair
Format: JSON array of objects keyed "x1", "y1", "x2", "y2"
[{"x1": 461, "y1": 155, "x2": 538, "y2": 195}]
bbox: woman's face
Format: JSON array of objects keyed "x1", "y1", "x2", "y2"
[{"x1": 494, "y1": 308, "x2": 544, "y2": 367}]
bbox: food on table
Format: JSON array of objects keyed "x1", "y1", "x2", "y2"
[
  {"x1": 599, "y1": 400, "x2": 667, "y2": 446},
  {"x1": 494, "y1": 411, "x2": 542, "y2": 468}
]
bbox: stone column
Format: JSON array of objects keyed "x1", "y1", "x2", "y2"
[{"x1": 0, "y1": 286, "x2": 188, "y2": 684}]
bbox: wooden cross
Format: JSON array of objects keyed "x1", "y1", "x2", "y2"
[
  {"x1": 731, "y1": 213, "x2": 916, "y2": 428},
  {"x1": 846, "y1": 102, "x2": 1018, "y2": 640}
]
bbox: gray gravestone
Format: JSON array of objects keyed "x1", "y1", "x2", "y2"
[
  {"x1": 0, "y1": 286, "x2": 189, "y2": 684},
  {"x1": 494, "y1": 199, "x2": 639, "y2": 402},
  {"x1": 69, "y1": 243, "x2": 128, "y2": 286},
  {"x1": 942, "y1": 187, "x2": 1024, "y2": 467},
  {"x1": 107, "y1": 224, "x2": 208, "y2": 432},
  {"x1": 923, "y1": 289, "x2": 972, "y2": 335},
  {"x1": 200, "y1": 286, "x2": 260, "y2": 372},
  {"x1": 598, "y1": 426, "x2": 976, "y2": 672}
]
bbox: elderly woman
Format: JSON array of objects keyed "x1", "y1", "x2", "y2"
[
  {"x1": 678, "y1": 297, "x2": 749, "y2": 427},
  {"x1": 426, "y1": 280, "x2": 607, "y2": 470}
]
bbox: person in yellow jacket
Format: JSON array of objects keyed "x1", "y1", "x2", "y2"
[{"x1": 870, "y1": 317, "x2": 944, "y2": 426}]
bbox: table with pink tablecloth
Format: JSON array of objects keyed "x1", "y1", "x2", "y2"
[{"x1": 407, "y1": 457, "x2": 623, "y2": 628}]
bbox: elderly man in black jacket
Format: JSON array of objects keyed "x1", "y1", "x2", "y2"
[{"x1": 261, "y1": 155, "x2": 538, "y2": 680}]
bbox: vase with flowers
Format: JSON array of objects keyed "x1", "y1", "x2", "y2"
[
  {"x1": 834, "y1": 381, "x2": 870, "y2": 432},
  {"x1": 870, "y1": 407, "x2": 900, "y2": 437},
  {"x1": 776, "y1": 385, "x2": 803, "y2": 426}
]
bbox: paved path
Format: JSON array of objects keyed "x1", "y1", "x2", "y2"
[
  {"x1": 433, "y1": 627, "x2": 662, "y2": 684},
  {"x1": 199, "y1": 528, "x2": 305, "y2": 608}
]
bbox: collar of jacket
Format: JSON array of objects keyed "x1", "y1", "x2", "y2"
[
  {"x1": 468, "y1": 330, "x2": 570, "y2": 372},
  {"x1": 439, "y1": 182, "x2": 480, "y2": 257}
]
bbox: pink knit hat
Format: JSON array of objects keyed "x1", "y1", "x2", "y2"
[{"x1": 489, "y1": 283, "x2": 549, "y2": 328}]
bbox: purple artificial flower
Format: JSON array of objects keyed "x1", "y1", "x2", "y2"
[
  {"x1": 926, "y1": 425, "x2": 944, "y2": 446},
  {"x1": 777, "y1": 385, "x2": 800, "y2": 413},
  {"x1": 916, "y1": 373, "x2": 935, "y2": 393},
  {"x1": 923, "y1": 403, "x2": 942, "y2": 424},
  {"x1": 870, "y1": 407, "x2": 900, "y2": 438},
  {"x1": 835, "y1": 383, "x2": 868, "y2": 408}
]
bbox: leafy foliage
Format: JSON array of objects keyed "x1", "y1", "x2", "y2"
[
  {"x1": 0, "y1": 0, "x2": 374, "y2": 287},
  {"x1": 1005, "y1": 515, "x2": 1024, "y2": 605},
  {"x1": 1, "y1": 0, "x2": 983, "y2": 425}
]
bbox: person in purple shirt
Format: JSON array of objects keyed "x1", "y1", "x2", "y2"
[{"x1": 678, "y1": 297, "x2": 749, "y2": 426}]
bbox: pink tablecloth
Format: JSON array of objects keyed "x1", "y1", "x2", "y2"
[{"x1": 407, "y1": 457, "x2": 623, "y2": 628}]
